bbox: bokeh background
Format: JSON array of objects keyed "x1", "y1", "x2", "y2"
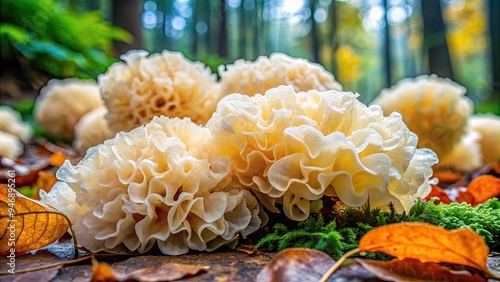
[{"x1": 1, "y1": 0, "x2": 499, "y2": 113}]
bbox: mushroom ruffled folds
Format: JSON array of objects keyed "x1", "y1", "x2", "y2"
[
  {"x1": 40, "y1": 116, "x2": 261, "y2": 254},
  {"x1": 34, "y1": 78, "x2": 103, "y2": 139},
  {"x1": 469, "y1": 113, "x2": 500, "y2": 164},
  {"x1": 0, "y1": 106, "x2": 33, "y2": 142},
  {"x1": 372, "y1": 75, "x2": 473, "y2": 160},
  {"x1": 73, "y1": 106, "x2": 114, "y2": 155},
  {"x1": 208, "y1": 86, "x2": 438, "y2": 221},
  {"x1": 219, "y1": 53, "x2": 342, "y2": 97},
  {"x1": 99, "y1": 50, "x2": 221, "y2": 134}
]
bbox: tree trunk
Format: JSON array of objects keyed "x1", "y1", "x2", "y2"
[
  {"x1": 309, "y1": 0, "x2": 320, "y2": 63},
  {"x1": 191, "y1": 1, "x2": 198, "y2": 56},
  {"x1": 489, "y1": 0, "x2": 500, "y2": 94},
  {"x1": 383, "y1": 0, "x2": 392, "y2": 87},
  {"x1": 112, "y1": 0, "x2": 144, "y2": 56},
  {"x1": 218, "y1": 0, "x2": 228, "y2": 58},
  {"x1": 328, "y1": 0, "x2": 338, "y2": 78},
  {"x1": 421, "y1": 0, "x2": 453, "y2": 78},
  {"x1": 239, "y1": 1, "x2": 247, "y2": 58},
  {"x1": 252, "y1": 0, "x2": 261, "y2": 58}
]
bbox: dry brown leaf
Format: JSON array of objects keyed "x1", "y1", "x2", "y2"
[
  {"x1": 90, "y1": 258, "x2": 209, "y2": 282},
  {"x1": 0, "y1": 184, "x2": 70, "y2": 255},
  {"x1": 356, "y1": 258, "x2": 486, "y2": 282},
  {"x1": 458, "y1": 175, "x2": 500, "y2": 205},
  {"x1": 358, "y1": 222, "x2": 490, "y2": 273},
  {"x1": 256, "y1": 248, "x2": 336, "y2": 282}
]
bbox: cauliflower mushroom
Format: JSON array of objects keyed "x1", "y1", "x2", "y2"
[
  {"x1": 219, "y1": 53, "x2": 342, "y2": 97},
  {"x1": 208, "y1": 86, "x2": 438, "y2": 221},
  {"x1": 372, "y1": 75, "x2": 473, "y2": 161},
  {"x1": 99, "y1": 50, "x2": 221, "y2": 133},
  {"x1": 34, "y1": 78, "x2": 103, "y2": 139},
  {"x1": 41, "y1": 116, "x2": 261, "y2": 254}
]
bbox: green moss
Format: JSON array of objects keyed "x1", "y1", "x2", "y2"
[{"x1": 256, "y1": 198, "x2": 500, "y2": 258}]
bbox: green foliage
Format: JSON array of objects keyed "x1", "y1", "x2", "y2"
[
  {"x1": 1, "y1": 0, "x2": 131, "y2": 79},
  {"x1": 257, "y1": 199, "x2": 500, "y2": 258}
]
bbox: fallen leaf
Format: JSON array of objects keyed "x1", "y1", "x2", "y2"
[
  {"x1": 90, "y1": 258, "x2": 209, "y2": 282},
  {"x1": 5, "y1": 265, "x2": 62, "y2": 282},
  {"x1": 432, "y1": 171, "x2": 463, "y2": 183},
  {"x1": 459, "y1": 175, "x2": 500, "y2": 205},
  {"x1": 256, "y1": 248, "x2": 335, "y2": 282},
  {"x1": 33, "y1": 171, "x2": 58, "y2": 200},
  {"x1": 320, "y1": 223, "x2": 499, "y2": 282},
  {"x1": 48, "y1": 152, "x2": 68, "y2": 167},
  {"x1": 0, "y1": 184, "x2": 70, "y2": 255},
  {"x1": 357, "y1": 222, "x2": 490, "y2": 273},
  {"x1": 356, "y1": 258, "x2": 486, "y2": 282},
  {"x1": 424, "y1": 185, "x2": 452, "y2": 204}
]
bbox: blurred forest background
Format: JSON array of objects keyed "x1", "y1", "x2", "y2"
[{"x1": 1, "y1": 0, "x2": 499, "y2": 113}]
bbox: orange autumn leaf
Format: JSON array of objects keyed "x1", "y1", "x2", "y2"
[
  {"x1": 432, "y1": 171, "x2": 463, "y2": 183},
  {"x1": 356, "y1": 258, "x2": 486, "y2": 282},
  {"x1": 462, "y1": 175, "x2": 500, "y2": 205},
  {"x1": 424, "y1": 185, "x2": 452, "y2": 204},
  {"x1": 0, "y1": 184, "x2": 70, "y2": 255},
  {"x1": 48, "y1": 152, "x2": 68, "y2": 167},
  {"x1": 34, "y1": 171, "x2": 58, "y2": 200},
  {"x1": 358, "y1": 222, "x2": 489, "y2": 273}
]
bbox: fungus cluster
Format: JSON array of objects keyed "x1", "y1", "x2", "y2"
[
  {"x1": 99, "y1": 50, "x2": 221, "y2": 133},
  {"x1": 35, "y1": 78, "x2": 103, "y2": 140},
  {"x1": 219, "y1": 53, "x2": 342, "y2": 97},
  {"x1": 372, "y1": 75, "x2": 473, "y2": 161}
]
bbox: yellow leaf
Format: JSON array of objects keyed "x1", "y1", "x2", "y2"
[
  {"x1": 0, "y1": 184, "x2": 70, "y2": 255},
  {"x1": 358, "y1": 222, "x2": 489, "y2": 273}
]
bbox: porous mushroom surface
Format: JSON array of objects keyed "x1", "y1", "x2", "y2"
[{"x1": 99, "y1": 50, "x2": 221, "y2": 133}]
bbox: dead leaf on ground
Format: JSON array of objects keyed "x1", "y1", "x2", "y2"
[
  {"x1": 0, "y1": 265, "x2": 62, "y2": 282},
  {"x1": 432, "y1": 171, "x2": 463, "y2": 184},
  {"x1": 90, "y1": 258, "x2": 209, "y2": 282},
  {"x1": 424, "y1": 185, "x2": 452, "y2": 204},
  {"x1": 357, "y1": 222, "x2": 490, "y2": 273},
  {"x1": 320, "y1": 223, "x2": 500, "y2": 282},
  {"x1": 356, "y1": 258, "x2": 486, "y2": 282},
  {"x1": 256, "y1": 248, "x2": 336, "y2": 282},
  {"x1": 0, "y1": 184, "x2": 70, "y2": 255},
  {"x1": 457, "y1": 175, "x2": 500, "y2": 205}
]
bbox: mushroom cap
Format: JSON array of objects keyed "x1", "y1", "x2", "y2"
[
  {"x1": 219, "y1": 52, "x2": 342, "y2": 98},
  {"x1": 35, "y1": 78, "x2": 103, "y2": 139},
  {"x1": 99, "y1": 50, "x2": 221, "y2": 133},
  {"x1": 0, "y1": 106, "x2": 33, "y2": 142},
  {"x1": 209, "y1": 86, "x2": 438, "y2": 220},
  {"x1": 469, "y1": 113, "x2": 500, "y2": 164},
  {"x1": 0, "y1": 131, "x2": 23, "y2": 160},
  {"x1": 372, "y1": 74, "x2": 473, "y2": 160},
  {"x1": 42, "y1": 116, "x2": 261, "y2": 254},
  {"x1": 73, "y1": 106, "x2": 114, "y2": 155}
]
